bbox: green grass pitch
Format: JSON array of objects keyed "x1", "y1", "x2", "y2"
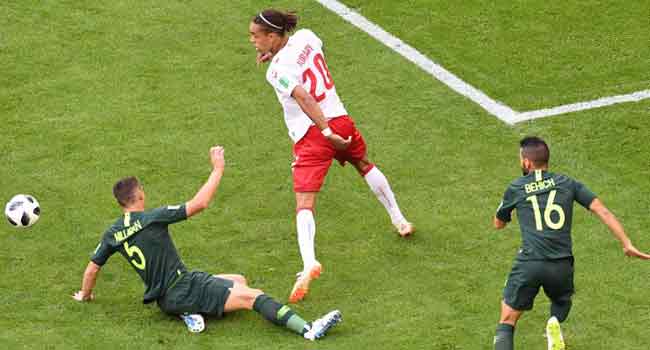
[{"x1": 1, "y1": 1, "x2": 649, "y2": 349}]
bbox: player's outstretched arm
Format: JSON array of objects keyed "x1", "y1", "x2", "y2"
[
  {"x1": 73, "y1": 261, "x2": 100, "y2": 302},
  {"x1": 291, "y1": 86, "x2": 351, "y2": 150},
  {"x1": 590, "y1": 198, "x2": 650, "y2": 260},
  {"x1": 186, "y1": 146, "x2": 225, "y2": 218}
]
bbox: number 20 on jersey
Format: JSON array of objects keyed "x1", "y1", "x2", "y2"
[{"x1": 302, "y1": 53, "x2": 334, "y2": 102}]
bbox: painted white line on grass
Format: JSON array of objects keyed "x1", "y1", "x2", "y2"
[
  {"x1": 316, "y1": 0, "x2": 650, "y2": 124},
  {"x1": 514, "y1": 89, "x2": 650, "y2": 122},
  {"x1": 315, "y1": 0, "x2": 519, "y2": 124}
]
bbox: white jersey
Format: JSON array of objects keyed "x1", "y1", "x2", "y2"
[{"x1": 266, "y1": 29, "x2": 348, "y2": 143}]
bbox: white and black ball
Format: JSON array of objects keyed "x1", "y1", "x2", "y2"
[{"x1": 5, "y1": 194, "x2": 40, "y2": 228}]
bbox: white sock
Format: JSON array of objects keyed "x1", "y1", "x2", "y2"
[
  {"x1": 296, "y1": 209, "x2": 317, "y2": 270},
  {"x1": 364, "y1": 166, "x2": 406, "y2": 225}
]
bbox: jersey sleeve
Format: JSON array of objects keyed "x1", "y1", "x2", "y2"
[
  {"x1": 302, "y1": 29, "x2": 323, "y2": 49},
  {"x1": 266, "y1": 63, "x2": 300, "y2": 98},
  {"x1": 90, "y1": 236, "x2": 116, "y2": 266},
  {"x1": 574, "y1": 180, "x2": 597, "y2": 209},
  {"x1": 149, "y1": 204, "x2": 188, "y2": 224},
  {"x1": 495, "y1": 186, "x2": 517, "y2": 222}
]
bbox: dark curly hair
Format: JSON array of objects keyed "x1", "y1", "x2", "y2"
[{"x1": 252, "y1": 9, "x2": 298, "y2": 35}]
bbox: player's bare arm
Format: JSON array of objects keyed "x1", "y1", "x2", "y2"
[
  {"x1": 185, "y1": 146, "x2": 225, "y2": 217},
  {"x1": 291, "y1": 86, "x2": 351, "y2": 150},
  {"x1": 589, "y1": 198, "x2": 650, "y2": 259},
  {"x1": 73, "y1": 261, "x2": 100, "y2": 302}
]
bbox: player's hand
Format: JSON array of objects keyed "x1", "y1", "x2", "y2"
[
  {"x1": 256, "y1": 51, "x2": 272, "y2": 66},
  {"x1": 327, "y1": 134, "x2": 352, "y2": 151},
  {"x1": 623, "y1": 244, "x2": 650, "y2": 260},
  {"x1": 210, "y1": 146, "x2": 225, "y2": 171},
  {"x1": 72, "y1": 290, "x2": 95, "y2": 302}
]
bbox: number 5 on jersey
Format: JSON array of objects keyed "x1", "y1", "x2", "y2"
[
  {"x1": 123, "y1": 241, "x2": 146, "y2": 270},
  {"x1": 302, "y1": 53, "x2": 334, "y2": 102}
]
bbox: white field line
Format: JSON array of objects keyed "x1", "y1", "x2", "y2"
[
  {"x1": 513, "y1": 89, "x2": 650, "y2": 122},
  {"x1": 316, "y1": 0, "x2": 650, "y2": 125},
  {"x1": 315, "y1": 0, "x2": 519, "y2": 124}
]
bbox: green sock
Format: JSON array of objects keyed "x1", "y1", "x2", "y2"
[
  {"x1": 253, "y1": 294, "x2": 308, "y2": 334},
  {"x1": 494, "y1": 323, "x2": 514, "y2": 350}
]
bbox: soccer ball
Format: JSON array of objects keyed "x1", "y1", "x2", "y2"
[{"x1": 4, "y1": 194, "x2": 41, "y2": 228}]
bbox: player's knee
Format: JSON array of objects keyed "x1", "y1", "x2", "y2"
[
  {"x1": 231, "y1": 287, "x2": 263, "y2": 310},
  {"x1": 232, "y1": 274, "x2": 247, "y2": 286},
  {"x1": 241, "y1": 287, "x2": 263, "y2": 300},
  {"x1": 499, "y1": 301, "x2": 522, "y2": 325},
  {"x1": 351, "y1": 159, "x2": 372, "y2": 175},
  {"x1": 295, "y1": 192, "x2": 317, "y2": 211},
  {"x1": 499, "y1": 313, "x2": 519, "y2": 324},
  {"x1": 239, "y1": 275, "x2": 248, "y2": 286},
  {"x1": 249, "y1": 288, "x2": 264, "y2": 297},
  {"x1": 245, "y1": 289, "x2": 264, "y2": 307}
]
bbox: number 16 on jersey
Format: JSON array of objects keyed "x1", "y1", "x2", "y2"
[{"x1": 526, "y1": 190, "x2": 566, "y2": 231}]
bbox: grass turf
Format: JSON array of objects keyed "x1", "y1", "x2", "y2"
[{"x1": 1, "y1": 1, "x2": 649, "y2": 349}]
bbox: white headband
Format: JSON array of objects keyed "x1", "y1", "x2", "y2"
[{"x1": 258, "y1": 13, "x2": 283, "y2": 30}]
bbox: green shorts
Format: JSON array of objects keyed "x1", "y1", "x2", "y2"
[
  {"x1": 157, "y1": 271, "x2": 234, "y2": 317},
  {"x1": 503, "y1": 257, "x2": 574, "y2": 311}
]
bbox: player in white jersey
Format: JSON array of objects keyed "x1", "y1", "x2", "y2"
[{"x1": 249, "y1": 9, "x2": 415, "y2": 303}]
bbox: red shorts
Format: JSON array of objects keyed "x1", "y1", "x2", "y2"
[{"x1": 292, "y1": 115, "x2": 367, "y2": 192}]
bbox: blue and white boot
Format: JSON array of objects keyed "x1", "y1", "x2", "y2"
[
  {"x1": 180, "y1": 313, "x2": 205, "y2": 333},
  {"x1": 303, "y1": 310, "x2": 342, "y2": 341}
]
